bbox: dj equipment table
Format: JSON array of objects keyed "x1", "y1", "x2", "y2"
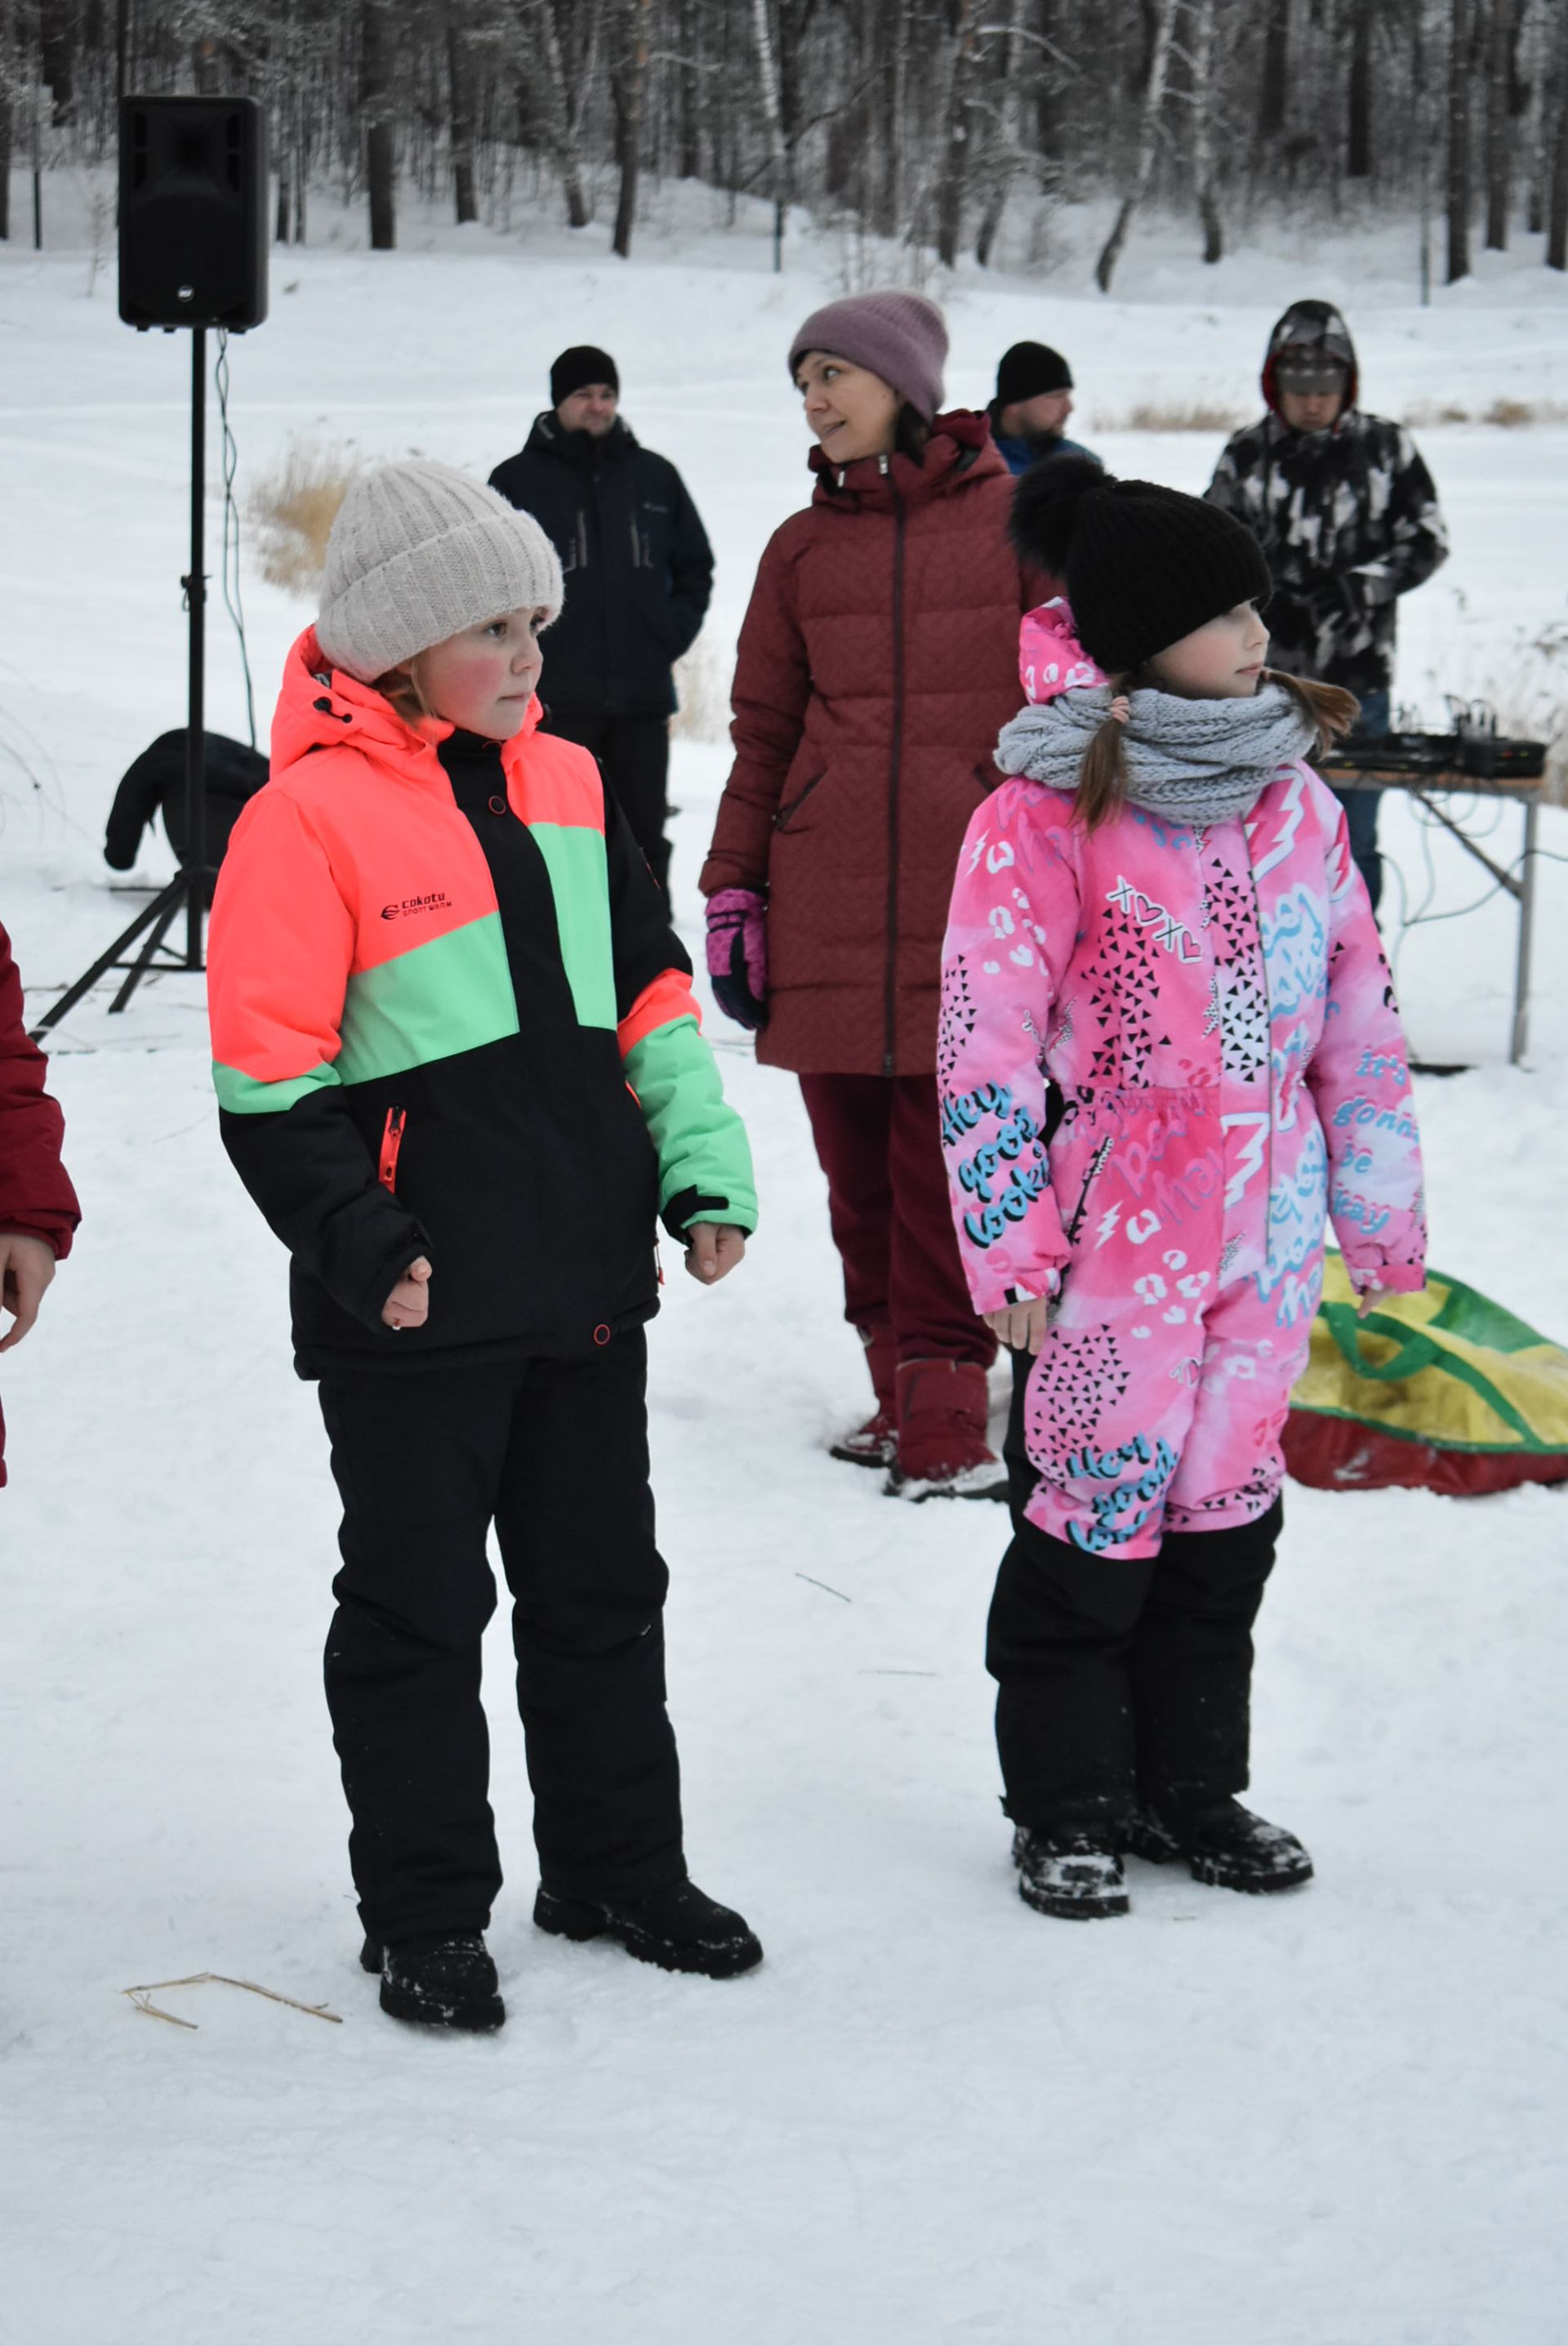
[{"x1": 1320, "y1": 760, "x2": 1544, "y2": 1067}]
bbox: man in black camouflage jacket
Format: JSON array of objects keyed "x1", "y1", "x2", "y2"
[{"x1": 1205, "y1": 300, "x2": 1449, "y2": 911}]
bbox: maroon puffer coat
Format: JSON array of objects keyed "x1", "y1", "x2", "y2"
[
  {"x1": 700, "y1": 413, "x2": 1048, "y2": 1077},
  {"x1": 0, "y1": 924, "x2": 80, "y2": 1487}
]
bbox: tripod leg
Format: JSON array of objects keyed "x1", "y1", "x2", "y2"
[
  {"x1": 27, "y1": 876, "x2": 186, "y2": 1041},
  {"x1": 110, "y1": 890, "x2": 186, "y2": 1014}
]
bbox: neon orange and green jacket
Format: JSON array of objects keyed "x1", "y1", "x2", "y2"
[{"x1": 207, "y1": 628, "x2": 756, "y2": 1373}]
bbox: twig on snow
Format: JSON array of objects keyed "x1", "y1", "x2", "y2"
[
  {"x1": 120, "y1": 1973, "x2": 342, "y2": 2030},
  {"x1": 795, "y1": 1572, "x2": 853, "y2": 1603}
]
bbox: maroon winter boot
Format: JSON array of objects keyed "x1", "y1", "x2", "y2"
[
  {"x1": 887, "y1": 1358, "x2": 1007, "y2": 1501},
  {"x1": 829, "y1": 1324, "x2": 898, "y2": 1469}
]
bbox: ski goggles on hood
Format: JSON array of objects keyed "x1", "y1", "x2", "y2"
[{"x1": 1274, "y1": 353, "x2": 1349, "y2": 398}]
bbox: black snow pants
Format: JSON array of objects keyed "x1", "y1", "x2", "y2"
[
  {"x1": 543, "y1": 708, "x2": 673, "y2": 899},
  {"x1": 318, "y1": 1331, "x2": 684, "y2": 1945},
  {"x1": 990, "y1": 1352, "x2": 1281, "y2": 1834}
]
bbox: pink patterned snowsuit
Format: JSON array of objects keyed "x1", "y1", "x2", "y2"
[{"x1": 942, "y1": 668, "x2": 1427, "y2": 1559}]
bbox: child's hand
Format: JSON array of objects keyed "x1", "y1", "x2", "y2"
[
  {"x1": 686, "y1": 1223, "x2": 746, "y2": 1286},
  {"x1": 0, "y1": 1231, "x2": 58, "y2": 1354},
  {"x1": 1356, "y1": 1280, "x2": 1383, "y2": 1320},
  {"x1": 382, "y1": 1256, "x2": 432, "y2": 1331},
  {"x1": 983, "y1": 1296, "x2": 1053, "y2": 1354}
]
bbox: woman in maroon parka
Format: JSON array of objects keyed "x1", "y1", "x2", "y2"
[
  {"x1": 0, "y1": 924, "x2": 80, "y2": 1486},
  {"x1": 702, "y1": 293, "x2": 1046, "y2": 1496}
]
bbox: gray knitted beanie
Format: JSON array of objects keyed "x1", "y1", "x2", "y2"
[{"x1": 316, "y1": 460, "x2": 564, "y2": 683}]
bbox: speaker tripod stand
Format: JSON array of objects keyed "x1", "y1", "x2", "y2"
[{"x1": 31, "y1": 329, "x2": 212, "y2": 1041}]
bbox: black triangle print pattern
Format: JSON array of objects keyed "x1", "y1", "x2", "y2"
[
  {"x1": 938, "y1": 952, "x2": 979, "y2": 1086},
  {"x1": 1079, "y1": 912, "x2": 1163, "y2": 1087},
  {"x1": 1201, "y1": 847, "x2": 1270, "y2": 1081},
  {"x1": 1026, "y1": 1323, "x2": 1133, "y2": 1472}
]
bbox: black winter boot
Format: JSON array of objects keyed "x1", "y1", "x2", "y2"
[
  {"x1": 361, "y1": 1931, "x2": 506, "y2": 2031},
  {"x1": 1125, "y1": 1797, "x2": 1313, "y2": 1894},
  {"x1": 1013, "y1": 1825, "x2": 1129, "y2": 1920},
  {"x1": 534, "y1": 1877, "x2": 763, "y2": 1978}
]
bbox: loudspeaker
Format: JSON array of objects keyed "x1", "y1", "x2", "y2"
[{"x1": 119, "y1": 95, "x2": 269, "y2": 332}]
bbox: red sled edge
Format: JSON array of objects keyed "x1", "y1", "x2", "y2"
[{"x1": 1283, "y1": 1410, "x2": 1568, "y2": 1498}]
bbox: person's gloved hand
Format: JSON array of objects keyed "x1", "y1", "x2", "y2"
[{"x1": 705, "y1": 888, "x2": 768, "y2": 1031}]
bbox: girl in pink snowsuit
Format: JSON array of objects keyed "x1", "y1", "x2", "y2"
[{"x1": 941, "y1": 459, "x2": 1426, "y2": 1920}]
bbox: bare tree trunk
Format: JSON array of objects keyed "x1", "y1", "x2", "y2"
[
  {"x1": 1034, "y1": 0, "x2": 1060, "y2": 161},
  {"x1": 936, "y1": 0, "x2": 978, "y2": 268},
  {"x1": 677, "y1": 0, "x2": 700, "y2": 178},
  {"x1": 875, "y1": 0, "x2": 907, "y2": 239},
  {"x1": 533, "y1": 0, "x2": 592, "y2": 230},
  {"x1": 0, "y1": 0, "x2": 13, "y2": 240},
  {"x1": 1346, "y1": 0, "x2": 1372, "y2": 180},
  {"x1": 1258, "y1": 0, "x2": 1288, "y2": 141},
  {"x1": 751, "y1": 0, "x2": 791, "y2": 270},
  {"x1": 1094, "y1": 0, "x2": 1175, "y2": 291},
  {"x1": 39, "y1": 0, "x2": 74, "y2": 122},
  {"x1": 1549, "y1": 0, "x2": 1568, "y2": 267},
  {"x1": 976, "y1": 0, "x2": 1025, "y2": 266},
  {"x1": 1191, "y1": 0, "x2": 1223, "y2": 261},
  {"x1": 448, "y1": 9, "x2": 478, "y2": 225},
  {"x1": 363, "y1": 0, "x2": 396, "y2": 251},
  {"x1": 611, "y1": 0, "x2": 650, "y2": 260},
  {"x1": 1447, "y1": 0, "x2": 1473, "y2": 280},
  {"x1": 1484, "y1": 0, "x2": 1517, "y2": 248}
]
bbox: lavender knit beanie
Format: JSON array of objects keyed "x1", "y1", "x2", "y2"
[
  {"x1": 317, "y1": 459, "x2": 564, "y2": 684},
  {"x1": 787, "y1": 292, "x2": 948, "y2": 421}
]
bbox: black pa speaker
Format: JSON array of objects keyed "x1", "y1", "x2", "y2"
[{"x1": 119, "y1": 95, "x2": 269, "y2": 332}]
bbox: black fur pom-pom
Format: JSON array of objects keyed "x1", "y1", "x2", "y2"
[{"x1": 1008, "y1": 453, "x2": 1114, "y2": 574}]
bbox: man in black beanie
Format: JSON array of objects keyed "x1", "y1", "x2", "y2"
[
  {"x1": 489, "y1": 348, "x2": 714, "y2": 900},
  {"x1": 987, "y1": 341, "x2": 1098, "y2": 478}
]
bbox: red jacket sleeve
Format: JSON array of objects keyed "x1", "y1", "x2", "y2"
[{"x1": 0, "y1": 924, "x2": 81, "y2": 1259}]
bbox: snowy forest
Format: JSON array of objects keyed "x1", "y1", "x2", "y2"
[{"x1": 3, "y1": 0, "x2": 1568, "y2": 286}]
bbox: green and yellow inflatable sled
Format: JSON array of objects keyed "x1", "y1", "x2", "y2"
[{"x1": 1284, "y1": 1252, "x2": 1568, "y2": 1496}]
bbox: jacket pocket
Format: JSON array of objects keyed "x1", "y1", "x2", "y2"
[
  {"x1": 774, "y1": 769, "x2": 826, "y2": 833},
  {"x1": 378, "y1": 1105, "x2": 408, "y2": 1194}
]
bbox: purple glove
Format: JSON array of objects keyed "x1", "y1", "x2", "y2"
[{"x1": 706, "y1": 887, "x2": 768, "y2": 1032}]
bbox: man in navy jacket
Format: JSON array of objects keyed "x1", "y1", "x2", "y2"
[{"x1": 490, "y1": 347, "x2": 715, "y2": 900}]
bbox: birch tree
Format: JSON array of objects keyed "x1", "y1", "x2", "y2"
[
  {"x1": 1190, "y1": 0, "x2": 1223, "y2": 263},
  {"x1": 751, "y1": 0, "x2": 791, "y2": 270},
  {"x1": 1094, "y1": 0, "x2": 1176, "y2": 291},
  {"x1": 530, "y1": 0, "x2": 593, "y2": 230},
  {"x1": 611, "y1": 0, "x2": 652, "y2": 257}
]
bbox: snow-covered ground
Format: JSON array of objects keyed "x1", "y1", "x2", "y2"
[{"x1": 2, "y1": 196, "x2": 1567, "y2": 2345}]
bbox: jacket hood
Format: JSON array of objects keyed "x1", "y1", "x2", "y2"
[
  {"x1": 808, "y1": 409, "x2": 1005, "y2": 511},
  {"x1": 270, "y1": 627, "x2": 542, "y2": 783},
  {"x1": 1262, "y1": 300, "x2": 1359, "y2": 421}
]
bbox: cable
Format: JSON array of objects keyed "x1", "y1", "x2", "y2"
[{"x1": 215, "y1": 329, "x2": 257, "y2": 752}]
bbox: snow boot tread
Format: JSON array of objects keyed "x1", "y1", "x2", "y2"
[
  {"x1": 368, "y1": 1930, "x2": 506, "y2": 2031},
  {"x1": 534, "y1": 1877, "x2": 763, "y2": 1978},
  {"x1": 1125, "y1": 1798, "x2": 1313, "y2": 1894},
  {"x1": 1013, "y1": 1825, "x2": 1130, "y2": 1920}
]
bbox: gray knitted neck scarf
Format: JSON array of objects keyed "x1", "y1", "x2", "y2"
[{"x1": 996, "y1": 681, "x2": 1315, "y2": 828}]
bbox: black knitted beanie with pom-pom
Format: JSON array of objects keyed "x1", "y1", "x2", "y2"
[{"x1": 1009, "y1": 454, "x2": 1271, "y2": 676}]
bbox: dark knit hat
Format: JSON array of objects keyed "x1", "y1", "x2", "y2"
[
  {"x1": 1009, "y1": 456, "x2": 1272, "y2": 676},
  {"x1": 787, "y1": 292, "x2": 947, "y2": 421},
  {"x1": 550, "y1": 345, "x2": 619, "y2": 406},
  {"x1": 996, "y1": 341, "x2": 1072, "y2": 406}
]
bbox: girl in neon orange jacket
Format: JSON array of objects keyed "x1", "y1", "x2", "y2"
[{"x1": 207, "y1": 462, "x2": 760, "y2": 2032}]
